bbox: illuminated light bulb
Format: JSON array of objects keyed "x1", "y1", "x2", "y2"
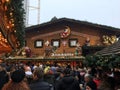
[
  {"x1": 10, "y1": 12, "x2": 13, "y2": 16},
  {"x1": 11, "y1": 19, "x2": 14, "y2": 22},
  {"x1": 12, "y1": 24, "x2": 14, "y2": 26},
  {"x1": 5, "y1": 39, "x2": 7, "y2": 42},
  {"x1": 6, "y1": 26, "x2": 10, "y2": 29},
  {"x1": 6, "y1": 0, "x2": 9, "y2": 2}
]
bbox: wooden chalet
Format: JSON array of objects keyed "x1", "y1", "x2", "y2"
[{"x1": 23, "y1": 18, "x2": 120, "y2": 63}]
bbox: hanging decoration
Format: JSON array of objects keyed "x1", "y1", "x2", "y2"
[
  {"x1": 75, "y1": 42, "x2": 82, "y2": 56},
  {"x1": 16, "y1": 46, "x2": 31, "y2": 57},
  {"x1": 45, "y1": 40, "x2": 50, "y2": 46},
  {"x1": 60, "y1": 26, "x2": 71, "y2": 38},
  {"x1": 102, "y1": 35, "x2": 117, "y2": 45},
  {"x1": 0, "y1": 32, "x2": 9, "y2": 47},
  {"x1": 84, "y1": 37, "x2": 90, "y2": 46},
  {"x1": 62, "y1": 40, "x2": 67, "y2": 46}
]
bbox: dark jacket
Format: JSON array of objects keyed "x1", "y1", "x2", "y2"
[
  {"x1": 30, "y1": 79, "x2": 53, "y2": 90},
  {"x1": 55, "y1": 75, "x2": 80, "y2": 90},
  {"x1": 0, "y1": 70, "x2": 9, "y2": 90}
]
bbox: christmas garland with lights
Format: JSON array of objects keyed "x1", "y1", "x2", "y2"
[{"x1": 4, "y1": 0, "x2": 25, "y2": 48}]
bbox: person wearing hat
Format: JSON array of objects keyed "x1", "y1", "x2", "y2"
[{"x1": 2, "y1": 69, "x2": 30, "y2": 90}]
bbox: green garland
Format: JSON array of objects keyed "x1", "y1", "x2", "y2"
[
  {"x1": 5, "y1": 0, "x2": 25, "y2": 48},
  {"x1": 84, "y1": 55, "x2": 120, "y2": 68}
]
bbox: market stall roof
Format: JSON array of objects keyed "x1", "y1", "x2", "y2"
[
  {"x1": 26, "y1": 18, "x2": 120, "y2": 33},
  {"x1": 96, "y1": 40, "x2": 120, "y2": 56},
  {"x1": 4, "y1": 56, "x2": 85, "y2": 62}
]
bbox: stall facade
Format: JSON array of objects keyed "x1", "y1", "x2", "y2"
[{"x1": 25, "y1": 18, "x2": 120, "y2": 57}]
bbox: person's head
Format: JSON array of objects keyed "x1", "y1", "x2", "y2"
[
  {"x1": 63, "y1": 68, "x2": 71, "y2": 76},
  {"x1": 33, "y1": 67, "x2": 44, "y2": 80},
  {"x1": 59, "y1": 70, "x2": 64, "y2": 78},
  {"x1": 84, "y1": 73, "x2": 93, "y2": 83},
  {"x1": 11, "y1": 69, "x2": 25, "y2": 83},
  {"x1": 86, "y1": 81, "x2": 97, "y2": 90}
]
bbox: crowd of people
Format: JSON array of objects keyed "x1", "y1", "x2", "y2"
[{"x1": 0, "y1": 61, "x2": 120, "y2": 90}]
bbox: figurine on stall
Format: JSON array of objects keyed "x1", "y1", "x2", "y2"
[
  {"x1": 85, "y1": 37, "x2": 90, "y2": 46},
  {"x1": 75, "y1": 42, "x2": 82, "y2": 56}
]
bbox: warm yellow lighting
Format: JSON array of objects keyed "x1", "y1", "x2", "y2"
[
  {"x1": 12, "y1": 24, "x2": 14, "y2": 26},
  {"x1": 6, "y1": 25, "x2": 10, "y2": 29},
  {"x1": 2, "y1": 37, "x2": 4, "y2": 40},
  {"x1": 10, "y1": 12, "x2": 13, "y2": 16},
  {"x1": 6, "y1": 0, "x2": 9, "y2": 2},
  {"x1": 11, "y1": 19, "x2": 14, "y2": 22},
  {"x1": 14, "y1": 30, "x2": 16, "y2": 33},
  {"x1": 5, "y1": 39, "x2": 7, "y2": 43}
]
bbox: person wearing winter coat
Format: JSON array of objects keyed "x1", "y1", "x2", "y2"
[
  {"x1": 55, "y1": 68, "x2": 80, "y2": 90},
  {"x1": 29, "y1": 67, "x2": 53, "y2": 90}
]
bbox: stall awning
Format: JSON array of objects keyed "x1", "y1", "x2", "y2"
[{"x1": 96, "y1": 40, "x2": 120, "y2": 56}]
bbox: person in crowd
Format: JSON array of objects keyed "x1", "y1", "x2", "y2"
[
  {"x1": 85, "y1": 81, "x2": 97, "y2": 90},
  {"x1": 54, "y1": 68, "x2": 64, "y2": 85},
  {"x1": 2, "y1": 69, "x2": 30, "y2": 90},
  {"x1": 44, "y1": 65, "x2": 55, "y2": 85},
  {"x1": 114, "y1": 71, "x2": 120, "y2": 90},
  {"x1": 55, "y1": 68, "x2": 80, "y2": 90},
  {"x1": 0, "y1": 66, "x2": 9, "y2": 90},
  {"x1": 83, "y1": 73, "x2": 97, "y2": 90},
  {"x1": 24, "y1": 65, "x2": 33, "y2": 84},
  {"x1": 98, "y1": 73, "x2": 115, "y2": 90},
  {"x1": 93, "y1": 73, "x2": 101, "y2": 89},
  {"x1": 29, "y1": 67, "x2": 53, "y2": 90}
]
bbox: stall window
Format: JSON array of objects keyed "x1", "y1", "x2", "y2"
[
  {"x1": 69, "y1": 39, "x2": 78, "y2": 47},
  {"x1": 34, "y1": 40, "x2": 43, "y2": 48},
  {"x1": 51, "y1": 39, "x2": 60, "y2": 47}
]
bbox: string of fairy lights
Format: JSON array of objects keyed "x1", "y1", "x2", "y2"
[
  {"x1": 0, "y1": 0, "x2": 11, "y2": 48},
  {"x1": 0, "y1": 32, "x2": 8, "y2": 47},
  {"x1": 0, "y1": 0, "x2": 21, "y2": 47}
]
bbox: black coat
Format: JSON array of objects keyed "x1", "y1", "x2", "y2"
[
  {"x1": 55, "y1": 75, "x2": 80, "y2": 90},
  {"x1": 0, "y1": 70, "x2": 9, "y2": 90},
  {"x1": 30, "y1": 79, "x2": 53, "y2": 90}
]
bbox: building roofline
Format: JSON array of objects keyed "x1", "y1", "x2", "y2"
[{"x1": 25, "y1": 17, "x2": 120, "y2": 32}]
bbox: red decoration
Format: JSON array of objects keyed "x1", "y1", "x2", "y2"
[{"x1": 60, "y1": 26, "x2": 71, "y2": 38}]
